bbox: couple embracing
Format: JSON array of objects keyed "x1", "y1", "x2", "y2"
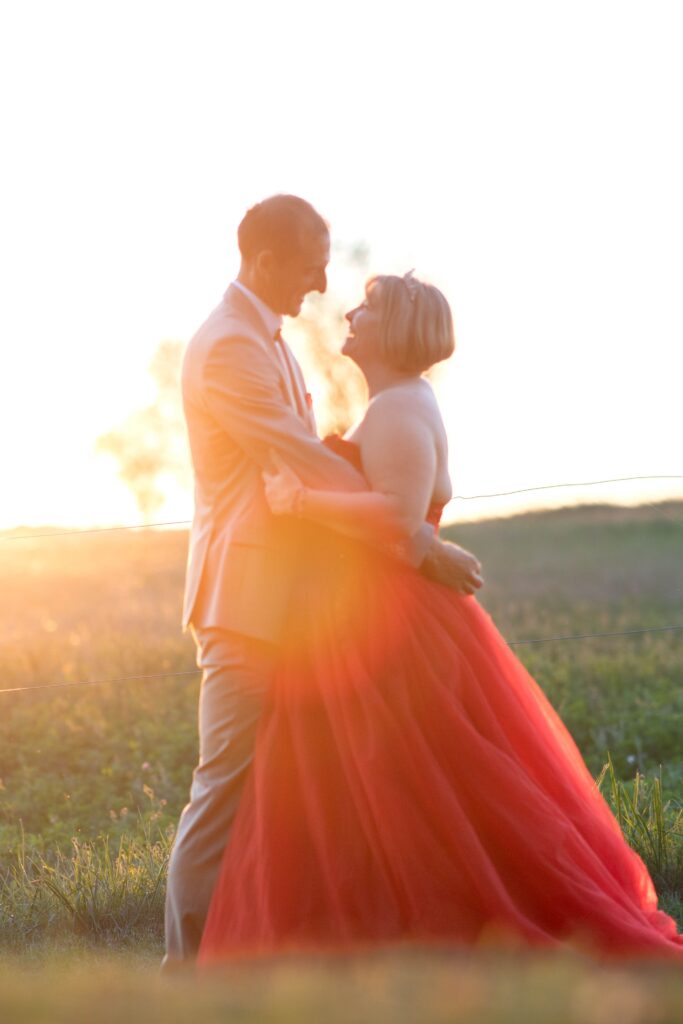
[{"x1": 163, "y1": 195, "x2": 682, "y2": 969}]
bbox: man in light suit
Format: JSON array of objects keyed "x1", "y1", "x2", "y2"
[{"x1": 164, "y1": 195, "x2": 483, "y2": 968}]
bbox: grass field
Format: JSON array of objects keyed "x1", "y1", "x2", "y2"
[{"x1": 0, "y1": 502, "x2": 681, "y2": 1020}]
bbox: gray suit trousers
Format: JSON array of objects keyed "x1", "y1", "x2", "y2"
[{"x1": 163, "y1": 626, "x2": 277, "y2": 964}]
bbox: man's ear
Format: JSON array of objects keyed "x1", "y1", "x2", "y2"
[{"x1": 255, "y1": 249, "x2": 276, "y2": 280}]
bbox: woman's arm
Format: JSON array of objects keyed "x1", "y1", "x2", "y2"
[
  {"x1": 263, "y1": 392, "x2": 437, "y2": 545},
  {"x1": 263, "y1": 454, "x2": 411, "y2": 544},
  {"x1": 263, "y1": 424, "x2": 484, "y2": 593}
]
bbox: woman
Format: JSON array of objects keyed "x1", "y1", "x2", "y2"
[{"x1": 198, "y1": 273, "x2": 682, "y2": 962}]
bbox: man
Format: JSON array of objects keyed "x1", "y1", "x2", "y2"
[{"x1": 163, "y1": 194, "x2": 482, "y2": 969}]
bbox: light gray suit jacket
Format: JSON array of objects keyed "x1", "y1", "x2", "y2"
[{"x1": 181, "y1": 284, "x2": 367, "y2": 644}]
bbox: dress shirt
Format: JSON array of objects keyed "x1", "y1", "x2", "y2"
[{"x1": 231, "y1": 280, "x2": 282, "y2": 340}]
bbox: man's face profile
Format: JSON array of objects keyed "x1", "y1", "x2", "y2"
[{"x1": 266, "y1": 229, "x2": 330, "y2": 317}]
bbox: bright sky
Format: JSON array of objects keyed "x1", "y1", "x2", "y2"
[{"x1": 1, "y1": 0, "x2": 681, "y2": 530}]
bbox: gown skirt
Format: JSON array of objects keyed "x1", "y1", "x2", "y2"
[{"x1": 198, "y1": 455, "x2": 683, "y2": 963}]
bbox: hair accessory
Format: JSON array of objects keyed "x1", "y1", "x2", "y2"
[{"x1": 402, "y1": 269, "x2": 419, "y2": 302}]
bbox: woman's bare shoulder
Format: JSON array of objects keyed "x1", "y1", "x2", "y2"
[
  {"x1": 366, "y1": 378, "x2": 437, "y2": 414},
  {"x1": 363, "y1": 379, "x2": 445, "y2": 436}
]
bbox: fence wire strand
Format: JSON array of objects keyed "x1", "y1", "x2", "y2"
[
  {"x1": 452, "y1": 475, "x2": 683, "y2": 501},
  {"x1": 1, "y1": 625, "x2": 680, "y2": 696},
  {"x1": 2, "y1": 475, "x2": 682, "y2": 542},
  {"x1": 1, "y1": 472, "x2": 680, "y2": 697}
]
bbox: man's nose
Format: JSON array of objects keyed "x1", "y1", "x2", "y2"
[{"x1": 316, "y1": 269, "x2": 327, "y2": 294}]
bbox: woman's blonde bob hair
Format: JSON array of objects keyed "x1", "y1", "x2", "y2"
[{"x1": 366, "y1": 272, "x2": 455, "y2": 375}]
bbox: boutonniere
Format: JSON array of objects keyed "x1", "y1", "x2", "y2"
[{"x1": 305, "y1": 392, "x2": 313, "y2": 410}]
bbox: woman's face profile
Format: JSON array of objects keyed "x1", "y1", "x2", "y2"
[{"x1": 342, "y1": 283, "x2": 383, "y2": 365}]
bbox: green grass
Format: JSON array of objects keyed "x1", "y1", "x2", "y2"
[
  {"x1": 596, "y1": 757, "x2": 683, "y2": 922},
  {"x1": 1, "y1": 823, "x2": 170, "y2": 952},
  {"x1": 0, "y1": 501, "x2": 681, "y2": 983}
]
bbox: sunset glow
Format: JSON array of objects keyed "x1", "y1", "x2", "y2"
[{"x1": 1, "y1": 1, "x2": 681, "y2": 531}]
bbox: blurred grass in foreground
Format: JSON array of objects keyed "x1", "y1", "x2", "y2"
[{"x1": 1, "y1": 948, "x2": 683, "y2": 1024}]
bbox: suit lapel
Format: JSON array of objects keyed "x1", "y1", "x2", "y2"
[
  {"x1": 223, "y1": 285, "x2": 293, "y2": 402},
  {"x1": 223, "y1": 284, "x2": 277, "y2": 357},
  {"x1": 223, "y1": 285, "x2": 315, "y2": 432}
]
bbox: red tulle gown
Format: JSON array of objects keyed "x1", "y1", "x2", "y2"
[{"x1": 198, "y1": 440, "x2": 683, "y2": 963}]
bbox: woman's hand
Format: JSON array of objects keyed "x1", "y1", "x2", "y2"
[
  {"x1": 262, "y1": 450, "x2": 306, "y2": 516},
  {"x1": 421, "y1": 537, "x2": 484, "y2": 594}
]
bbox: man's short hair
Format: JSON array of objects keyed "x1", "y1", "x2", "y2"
[{"x1": 238, "y1": 195, "x2": 329, "y2": 261}]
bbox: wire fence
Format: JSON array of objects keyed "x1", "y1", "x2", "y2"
[
  {"x1": 2, "y1": 475, "x2": 682, "y2": 543},
  {"x1": 453, "y1": 475, "x2": 683, "y2": 501},
  {"x1": 1, "y1": 628, "x2": 681, "y2": 697},
  {"x1": 1, "y1": 473, "x2": 681, "y2": 697},
  {"x1": 1, "y1": 624, "x2": 682, "y2": 697}
]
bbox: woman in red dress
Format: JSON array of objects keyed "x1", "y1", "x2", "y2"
[{"x1": 198, "y1": 273, "x2": 683, "y2": 963}]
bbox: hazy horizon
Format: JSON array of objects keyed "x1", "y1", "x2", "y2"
[{"x1": 3, "y1": 493, "x2": 681, "y2": 543}]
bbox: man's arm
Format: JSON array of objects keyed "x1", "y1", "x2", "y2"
[{"x1": 201, "y1": 334, "x2": 365, "y2": 491}]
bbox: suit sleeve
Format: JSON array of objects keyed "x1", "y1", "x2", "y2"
[{"x1": 202, "y1": 334, "x2": 366, "y2": 491}]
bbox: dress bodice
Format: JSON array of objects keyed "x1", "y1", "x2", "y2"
[{"x1": 323, "y1": 435, "x2": 445, "y2": 531}]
